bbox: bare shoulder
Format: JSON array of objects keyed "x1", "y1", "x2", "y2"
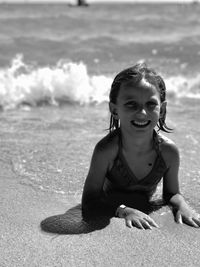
[
  {"x1": 158, "y1": 133, "x2": 180, "y2": 167},
  {"x1": 94, "y1": 129, "x2": 120, "y2": 161}
]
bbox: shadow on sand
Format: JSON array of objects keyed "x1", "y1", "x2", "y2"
[
  {"x1": 40, "y1": 199, "x2": 165, "y2": 235},
  {"x1": 40, "y1": 204, "x2": 111, "y2": 235}
]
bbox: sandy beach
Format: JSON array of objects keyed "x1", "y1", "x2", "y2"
[
  {"x1": 1, "y1": 169, "x2": 200, "y2": 267},
  {"x1": 1, "y1": 2, "x2": 200, "y2": 266},
  {"x1": 0, "y1": 104, "x2": 200, "y2": 267}
]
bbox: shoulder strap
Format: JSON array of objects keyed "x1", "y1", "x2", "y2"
[
  {"x1": 153, "y1": 130, "x2": 162, "y2": 155},
  {"x1": 117, "y1": 129, "x2": 122, "y2": 153}
]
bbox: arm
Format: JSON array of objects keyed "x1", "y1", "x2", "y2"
[
  {"x1": 82, "y1": 140, "x2": 118, "y2": 217},
  {"x1": 162, "y1": 141, "x2": 200, "y2": 228}
]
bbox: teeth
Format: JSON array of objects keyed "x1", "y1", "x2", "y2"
[
  {"x1": 131, "y1": 120, "x2": 150, "y2": 127},
  {"x1": 134, "y1": 121, "x2": 149, "y2": 126}
]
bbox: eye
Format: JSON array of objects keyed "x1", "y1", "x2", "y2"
[
  {"x1": 124, "y1": 101, "x2": 138, "y2": 109},
  {"x1": 146, "y1": 101, "x2": 158, "y2": 109}
]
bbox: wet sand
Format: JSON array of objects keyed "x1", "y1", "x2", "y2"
[
  {"x1": 0, "y1": 105, "x2": 200, "y2": 266},
  {"x1": 1, "y1": 171, "x2": 200, "y2": 267}
]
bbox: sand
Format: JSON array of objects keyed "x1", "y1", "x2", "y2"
[
  {"x1": 1, "y1": 170, "x2": 200, "y2": 267},
  {"x1": 0, "y1": 105, "x2": 199, "y2": 267}
]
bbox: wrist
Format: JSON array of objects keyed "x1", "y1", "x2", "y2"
[
  {"x1": 169, "y1": 193, "x2": 185, "y2": 208},
  {"x1": 115, "y1": 204, "x2": 127, "y2": 218}
]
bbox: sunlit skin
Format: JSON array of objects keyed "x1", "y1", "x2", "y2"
[
  {"x1": 82, "y1": 76, "x2": 200, "y2": 230},
  {"x1": 110, "y1": 79, "x2": 165, "y2": 153},
  {"x1": 109, "y1": 79, "x2": 166, "y2": 181}
]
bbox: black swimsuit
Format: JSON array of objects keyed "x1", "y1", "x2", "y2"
[{"x1": 104, "y1": 130, "x2": 168, "y2": 200}]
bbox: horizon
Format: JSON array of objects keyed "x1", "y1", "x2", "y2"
[{"x1": 0, "y1": 0, "x2": 198, "y2": 4}]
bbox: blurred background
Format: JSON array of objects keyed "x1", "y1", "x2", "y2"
[{"x1": 0, "y1": 0, "x2": 200, "y2": 108}]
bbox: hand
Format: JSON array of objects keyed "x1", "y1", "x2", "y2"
[
  {"x1": 175, "y1": 206, "x2": 200, "y2": 228},
  {"x1": 124, "y1": 207, "x2": 159, "y2": 230}
]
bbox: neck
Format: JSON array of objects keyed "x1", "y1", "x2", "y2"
[{"x1": 120, "y1": 129, "x2": 154, "y2": 154}]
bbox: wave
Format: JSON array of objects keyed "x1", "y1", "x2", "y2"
[
  {"x1": 165, "y1": 75, "x2": 200, "y2": 99},
  {"x1": 0, "y1": 54, "x2": 112, "y2": 110},
  {"x1": 0, "y1": 54, "x2": 200, "y2": 110}
]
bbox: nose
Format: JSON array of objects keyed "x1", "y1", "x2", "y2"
[{"x1": 136, "y1": 106, "x2": 147, "y2": 118}]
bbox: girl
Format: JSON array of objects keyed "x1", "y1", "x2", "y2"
[{"x1": 82, "y1": 63, "x2": 200, "y2": 230}]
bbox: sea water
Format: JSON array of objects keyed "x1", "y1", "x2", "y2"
[{"x1": 0, "y1": 2, "x2": 200, "y2": 206}]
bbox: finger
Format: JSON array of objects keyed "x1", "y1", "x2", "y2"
[
  {"x1": 132, "y1": 220, "x2": 145, "y2": 230},
  {"x1": 193, "y1": 218, "x2": 200, "y2": 227},
  {"x1": 145, "y1": 217, "x2": 159, "y2": 228},
  {"x1": 141, "y1": 220, "x2": 152, "y2": 230},
  {"x1": 175, "y1": 211, "x2": 183, "y2": 224},
  {"x1": 125, "y1": 219, "x2": 133, "y2": 228},
  {"x1": 193, "y1": 216, "x2": 200, "y2": 227},
  {"x1": 183, "y1": 217, "x2": 199, "y2": 228}
]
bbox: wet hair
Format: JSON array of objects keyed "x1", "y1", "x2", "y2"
[{"x1": 109, "y1": 63, "x2": 172, "y2": 133}]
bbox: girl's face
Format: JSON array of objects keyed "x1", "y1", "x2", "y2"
[{"x1": 110, "y1": 79, "x2": 166, "y2": 135}]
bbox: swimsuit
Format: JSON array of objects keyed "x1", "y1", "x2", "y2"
[{"x1": 104, "y1": 130, "x2": 168, "y2": 201}]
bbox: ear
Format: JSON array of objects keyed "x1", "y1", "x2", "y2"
[
  {"x1": 160, "y1": 101, "x2": 167, "y2": 119},
  {"x1": 109, "y1": 102, "x2": 119, "y2": 119}
]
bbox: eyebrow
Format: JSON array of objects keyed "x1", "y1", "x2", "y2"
[
  {"x1": 122, "y1": 96, "x2": 136, "y2": 101},
  {"x1": 122, "y1": 96, "x2": 159, "y2": 101}
]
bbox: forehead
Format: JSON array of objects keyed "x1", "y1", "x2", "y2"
[{"x1": 118, "y1": 79, "x2": 160, "y2": 101}]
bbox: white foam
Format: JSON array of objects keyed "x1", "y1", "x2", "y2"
[
  {"x1": 165, "y1": 74, "x2": 200, "y2": 99},
  {"x1": 0, "y1": 54, "x2": 200, "y2": 110},
  {"x1": 0, "y1": 54, "x2": 112, "y2": 110}
]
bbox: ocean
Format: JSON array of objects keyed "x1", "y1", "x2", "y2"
[{"x1": 0, "y1": 2, "x2": 200, "y2": 208}]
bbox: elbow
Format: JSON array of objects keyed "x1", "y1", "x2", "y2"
[
  {"x1": 81, "y1": 192, "x2": 99, "y2": 217},
  {"x1": 81, "y1": 197, "x2": 92, "y2": 219},
  {"x1": 81, "y1": 193, "x2": 89, "y2": 212}
]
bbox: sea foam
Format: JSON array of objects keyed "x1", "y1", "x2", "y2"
[
  {"x1": 0, "y1": 54, "x2": 112, "y2": 110},
  {"x1": 0, "y1": 54, "x2": 200, "y2": 110}
]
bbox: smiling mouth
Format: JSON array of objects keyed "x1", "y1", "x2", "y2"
[{"x1": 131, "y1": 120, "x2": 151, "y2": 128}]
